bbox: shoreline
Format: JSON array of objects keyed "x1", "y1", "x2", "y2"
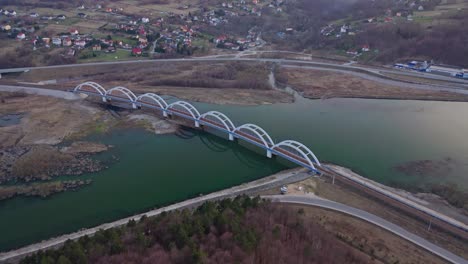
[
  {"x1": 325, "y1": 164, "x2": 468, "y2": 225},
  {"x1": 1, "y1": 163, "x2": 467, "y2": 263},
  {"x1": 0, "y1": 168, "x2": 310, "y2": 262}
]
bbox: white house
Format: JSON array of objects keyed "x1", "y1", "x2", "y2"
[
  {"x1": 4, "y1": 10, "x2": 16, "y2": 16},
  {"x1": 340, "y1": 25, "x2": 349, "y2": 33},
  {"x1": 16, "y1": 32, "x2": 25, "y2": 40},
  {"x1": 69, "y1": 29, "x2": 79, "y2": 35},
  {"x1": 74, "y1": 39, "x2": 86, "y2": 48},
  {"x1": 52, "y1": 37, "x2": 62, "y2": 45},
  {"x1": 141, "y1": 17, "x2": 150, "y2": 23}
]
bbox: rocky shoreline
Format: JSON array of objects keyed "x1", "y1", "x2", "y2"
[
  {"x1": 0, "y1": 179, "x2": 93, "y2": 201},
  {"x1": 0, "y1": 142, "x2": 111, "y2": 201},
  {"x1": 0, "y1": 142, "x2": 108, "y2": 184}
]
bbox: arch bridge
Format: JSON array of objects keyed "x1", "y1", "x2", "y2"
[{"x1": 73, "y1": 82, "x2": 322, "y2": 173}]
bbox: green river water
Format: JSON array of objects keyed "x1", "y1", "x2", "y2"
[{"x1": 1, "y1": 96, "x2": 468, "y2": 251}]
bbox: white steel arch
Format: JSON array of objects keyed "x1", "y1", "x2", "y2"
[
  {"x1": 106, "y1": 86, "x2": 138, "y2": 102},
  {"x1": 74, "y1": 81, "x2": 106, "y2": 96},
  {"x1": 272, "y1": 140, "x2": 321, "y2": 169},
  {"x1": 167, "y1": 101, "x2": 201, "y2": 120},
  {"x1": 234, "y1": 123, "x2": 275, "y2": 148},
  {"x1": 136, "y1": 93, "x2": 168, "y2": 109},
  {"x1": 199, "y1": 111, "x2": 236, "y2": 132}
]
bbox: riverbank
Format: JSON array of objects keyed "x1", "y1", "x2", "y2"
[
  {"x1": 1, "y1": 85, "x2": 467, "y2": 261},
  {"x1": 0, "y1": 91, "x2": 177, "y2": 201},
  {"x1": 0, "y1": 168, "x2": 310, "y2": 263},
  {"x1": 1, "y1": 165, "x2": 466, "y2": 264},
  {"x1": 258, "y1": 164, "x2": 468, "y2": 259},
  {"x1": 276, "y1": 67, "x2": 468, "y2": 102}
]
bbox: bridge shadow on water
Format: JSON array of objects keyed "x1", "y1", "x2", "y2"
[{"x1": 175, "y1": 126, "x2": 295, "y2": 170}]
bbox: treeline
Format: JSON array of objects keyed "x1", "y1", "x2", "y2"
[
  {"x1": 341, "y1": 15, "x2": 468, "y2": 67},
  {"x1": 21, "y1": 196, "x2": 371, "y2": 264}
]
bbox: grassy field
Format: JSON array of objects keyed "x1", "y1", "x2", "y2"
[
  {"x1": 44, "y1": 19, "x2": 107, "y2": 34},
  {"x1": 106, "y1": 0, "x2": 198, "y2": 16},
  {"x1": 78, "y1": 49, "x2": 134, "y2": 62}
]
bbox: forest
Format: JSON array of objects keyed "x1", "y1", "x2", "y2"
[{"x1": 20, "y1": 196, "x2": 370, "y2": 264}]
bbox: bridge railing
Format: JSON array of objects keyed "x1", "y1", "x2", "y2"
[
  {"x1": 73, "y1": 81, "x2": 322, "y2": 171},
  {"x1": 72, "y1": 81, "x2": 468, "y2": 236}
]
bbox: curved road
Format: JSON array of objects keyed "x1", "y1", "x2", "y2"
[
  {"x1": 1, "y1": 56, "x2": 467, "y2": 93},
  {"x1": 0, "y1": 84, "x2": 82, "y2": 100},
  {"x1": 268, "y1": 195, "x2": 468, "y2": 264}
]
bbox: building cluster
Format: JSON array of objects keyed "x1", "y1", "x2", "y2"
[
  {"x1": 215, "y1": 27, "x2": 262, "y2": 50},
  {"x1": 0, "y1": 0, "x2": 275, "y2": 60}
]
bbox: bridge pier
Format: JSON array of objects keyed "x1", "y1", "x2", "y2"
[
  {"x1": 102, "y1": 97, "x2": 107, "y2": 102},
  {"x1": 132, "y1": 102, "x2": 137, "y2": 109},
  {"x1": 229, "y1": 133, "x2": 234, "y2": 141},
  {"x1": 195, "y1": 120, "x2": 200, "y2": 127},
  {"x1": 163, "y1": 110, "x2": 168, "y2": 117},
  {"x1": 267, "y1": 150, "x2": 272, "y2": 158}
]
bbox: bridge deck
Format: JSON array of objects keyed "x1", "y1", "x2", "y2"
[{"x1": 73, "y1": 87, "x2": 468, "y2": 238}]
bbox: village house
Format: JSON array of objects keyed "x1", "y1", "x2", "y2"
[
  {"x1": 66, "y1": 49, "x2": 76, "y2": 57},
  {"x1": 4, "y1": 10, "x2": 16, "y2": 16},
  {"x1": 101, "y1": 39, "x2": 114, "y2": 46},
  {"x1": 141, "y1": 17, "x2": 150, "y2": 23},
  {"x1": 25, "y1": 26, "x2": 35, "y2": 33},
  {"x1": 132, "y1": 47, "x2": 142, "y2": 56},
  {"x1": 346, "y1": 49, "x2": 359, "y2": 56},
  {"x1": 1, "y1": 24, "x2": 11, "y2": 31},
  {"x1": 30, "y1": 12, "x2": 39, "y2": 18},
  {"x1": 16, "y1": 32, "x2": 26, "y2": 40},
  {"x1": 52, "y1": 37, "x2": 62, "y2": 45},
  {"x1": 69, "y1": 29, "x2": 79, "y2": 35},
  {"x1": 57, "y1": 14, "x2": 66, "y2": 20},
  {"x1": 63, "y1": 38, "x2": 72, "y2": 46},
  {"x1": 92, "y1": 44, "x2": 101, "y2": 51},
  {"x1": 77, "y1": 13, "x2": 87, "y2": 18},
  {"x1": 74, "y1": 39, "x2": 86, "y2": 48},
  {"x1": 361, "y1": 44, "x2": 370, "y2": 52},
  {"x1": 42, "y1": 37, "x2": 50, "y2": 45},
  {"x1": 215, "y1": 35, "x2": 227, "y2": 44},
  {"x1": 340, "y1": 25, "x2": 349, "y2": 33}
]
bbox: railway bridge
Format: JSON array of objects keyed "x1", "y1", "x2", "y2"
[
  {"x1": 74, "y1": 81, "x2": 322, "y2": 172},
  {"x1": 74, "y1": 81, "x2": 468, "y2": 240}
]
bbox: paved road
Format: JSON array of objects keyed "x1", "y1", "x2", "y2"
[
  {"x1": 0, "y1": 84, "x2": 82, "y2": 100},
  {"x1": 268, "y1": 195, "x2": 468, "y2": 264},
  {"x1": 0, "y1": 169, "x2": 310, "y2": 263},
  {"x1": 1, "y1": 56, "x2": 467, "y2": 88}
]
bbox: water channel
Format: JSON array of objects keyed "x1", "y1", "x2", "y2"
[{"x1": 1, "y1": 96, "x2": 467, "y2": 251}]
